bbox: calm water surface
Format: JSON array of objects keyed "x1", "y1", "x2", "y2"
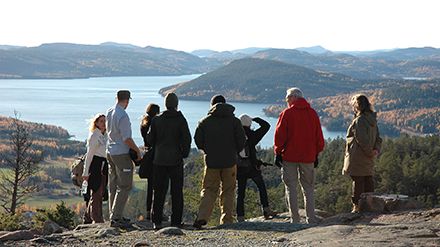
[{"x1": 0, "y1": 75, "x2": 345, "y2": 148}]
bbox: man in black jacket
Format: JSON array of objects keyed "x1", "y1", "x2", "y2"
[
  {"x1": 147, "y1": 93, "x2": 191, "y2": 230},
  {"x1": 193, "y1": 95, "x2": 246, "y2": 228}
]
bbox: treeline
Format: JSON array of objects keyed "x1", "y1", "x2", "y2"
[
  {"x1": 264, "y1": 81, "x2": 440, "y2": 136},
  {"x1": 0, "y1": 116, "x2": 85, "y2": 158},
  {"x1": 124, "y1": 135, "x2": 440, "y2": 223}
]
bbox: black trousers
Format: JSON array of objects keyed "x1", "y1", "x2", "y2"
[
  {"x1": 152, "y1": 164, "x2": 183, "y2": 225},
  {"x1": 236, "y1": 174, "x2": 269, "y2": 217},
  {"x1": 147, "y1": 175, "x2": 169, "y2": 213}
]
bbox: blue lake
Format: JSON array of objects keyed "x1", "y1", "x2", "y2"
[{"x1": 0, "y1": 75, "x2": 345, "y2": 148}]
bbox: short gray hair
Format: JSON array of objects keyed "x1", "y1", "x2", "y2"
[{"x1": 286, "y1": 87, "x2": 303, "y2": 99}]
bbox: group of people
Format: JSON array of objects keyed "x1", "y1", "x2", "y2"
[{"x1": 81, "y1": 86, "x2": 382, "y2": 229}]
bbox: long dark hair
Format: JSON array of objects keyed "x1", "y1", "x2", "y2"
[
  {"x1": 351, "y1": 94, "x2": 373, "y2": 115},
  {"x1": 141, "y1": 103, "x2": 160, "y2": 127}
]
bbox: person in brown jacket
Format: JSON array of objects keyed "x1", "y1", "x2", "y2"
[{"x1": 342, "y1": 94, "x2": 382, "y2": 213}]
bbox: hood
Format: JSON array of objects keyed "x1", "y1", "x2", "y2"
[
  {"x1": 290, "y1": 98, "x2": 311, "y2": 109},
  {"x1": 160, "y1": 109, "x2": 183, "y2": 118},
  {"x1": 361, "y1": 111, "x2": 378, "y2": 127},
  {"x1": 208, "y1": 103, "x2": 235, "y2": 117}
]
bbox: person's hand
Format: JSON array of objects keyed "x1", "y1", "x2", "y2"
[
  {"x1": 82, "y1": 176, "x2": 89, "y2": 181},
  {"x1": 274, "y1": 154, "x2": 283, "y2": 168},
  {"x1": 136, "y1": 149, "x2": 143, "y2": 161},
  {"x1": 373, "y1": 149, "x2": 379, "y2": 157}
]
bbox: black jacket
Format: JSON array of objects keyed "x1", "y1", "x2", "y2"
[
  {"x1": 238, "y1": 117, "x2": 270, "y2": 178},
  {"x1": 140, "y1": 116, "x2": 153, "y2": 147},
  {"x1": 147, "y1": 109, "x2": 191, "y2": 166},
  {"x1": 194, "y1": 103, "x2": 246, "y2": 169}
]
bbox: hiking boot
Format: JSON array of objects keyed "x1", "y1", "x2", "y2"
[
  {"x1": 237, "y1": 216, "x2": 245, "y2": 222},
  {"x1": 263, "y1": 207, "x2": 277, "y2": 220},
  {"x1": 192, "y1": 219, "x2": 207, "y2": 230},
  {"x1": 351, "y1": 203, "x2": 360, "y2": 213}
]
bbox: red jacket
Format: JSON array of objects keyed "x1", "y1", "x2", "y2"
[{"x1": 274, "y1": 98, "x2": 325, "y2": 163}]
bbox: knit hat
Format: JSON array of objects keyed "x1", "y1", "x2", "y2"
[
  {"x1": 210, "y1": 94, "x2": 226, "y2": 106},
  {"x1": 240, "y1": 114, "x2": 252, "y2": 127},
  {"x1": 165, "y1": 93, "x2": 178, "y2": 109}
]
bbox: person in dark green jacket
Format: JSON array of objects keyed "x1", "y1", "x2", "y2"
[
  {"x1": 147, "y1": 93, "x2": 191, "y2": 229},
  {"x1": 193, "y1": 95, "x2": 246, "y2": 228}
]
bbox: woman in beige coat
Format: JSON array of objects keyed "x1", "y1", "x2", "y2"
[{"x1": 343, "y1": 94, "x2": 382, "y2": 213}]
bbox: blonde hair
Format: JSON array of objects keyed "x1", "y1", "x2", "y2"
[{"x1": 89, "y1": 113, "x2": 106, "y2": 132}]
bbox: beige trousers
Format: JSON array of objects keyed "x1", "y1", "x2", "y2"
[
  {"x1": 196, "y1": 165, "x2": 237, "y2": 225},
  {"x1": 107, "y1": 153, "x2": 134, "y2": 220},
  {"x1": 281, "y1": 162, "x2": 317, "y2": 224}
]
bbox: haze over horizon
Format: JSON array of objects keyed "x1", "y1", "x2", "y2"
[{"x1": 1, "y1": 0, "x2": 439, "y2": 52}]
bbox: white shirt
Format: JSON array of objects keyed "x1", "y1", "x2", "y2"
[{"x1": 83, "y1": 128, "x2": 107, "y2": 176}]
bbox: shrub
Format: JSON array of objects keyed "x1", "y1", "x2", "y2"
[
  {"x1": 33, "y1": 201, "x2": 76, "y2": 230},
  {"x1": 0, "y1": 212, "x2": 24, "y2": 231}
]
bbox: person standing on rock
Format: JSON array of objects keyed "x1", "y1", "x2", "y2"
[
  {"x1": 193, "y1": 95, "x2": 246, "y2": 229},
  {"x1": 147, "y1": 93, "x2": 191, "y2": 230},
  {"x1": 342, "y1": 94, "x2": 382, "y2": 213},
  {"x1": 274, "y1": 87, "x2": 324, "y2": 224},
  {"x1": 106, "y1": 90, "x2": 142, "y2": 227},
  {"x1": 82, "y1": 113, "x2": 108, "y2": 224},
  {"x1": 236, "y1": 114, "x2": 277, "y2": 222}
]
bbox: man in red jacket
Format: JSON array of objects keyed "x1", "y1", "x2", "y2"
[{"x1": 274, "y1": 87, "x2": 324, "y2": 224}]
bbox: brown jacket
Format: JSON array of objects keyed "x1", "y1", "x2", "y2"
[{"x1": 343, "y1": 112, "x2": 382, "y2": 176}]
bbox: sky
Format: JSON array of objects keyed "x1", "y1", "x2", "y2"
[{"x1": 1, "y1": 0, "x2": 439, "y2": 52}]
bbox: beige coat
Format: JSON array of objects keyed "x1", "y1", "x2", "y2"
[{"x1": 343, "y1": 112, "x2": 382, "y2": 176}]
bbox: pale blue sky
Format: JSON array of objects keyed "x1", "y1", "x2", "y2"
[{"x1": 1, "y1": 0, "x2": 439, "y2": 52}]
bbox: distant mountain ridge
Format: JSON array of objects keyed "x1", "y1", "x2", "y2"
[
  {"x1": 1, "y1": 42, "x2": 440, "y2": 79},
  {"x1": 0, "y1": 43, "x2": 218, "y2": 79}
]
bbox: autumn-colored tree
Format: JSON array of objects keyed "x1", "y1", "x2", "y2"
[{"x1": 0, "y1": 112, "x2": 43, "y2": 215}]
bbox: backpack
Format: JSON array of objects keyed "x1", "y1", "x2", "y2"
[{"x1": 71, "y1": 155, "x2": 85, "y2": 187}]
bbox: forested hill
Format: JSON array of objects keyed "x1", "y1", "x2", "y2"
[
  {"x1": 0, "y1": 116, "x2": 84, "y2": 157},
  {"x1": 0, "y1": 43, "x2": 220, "y2": 79},
  {"x1": 159, "y1": 58, "x2": 359, "y2": 103}
]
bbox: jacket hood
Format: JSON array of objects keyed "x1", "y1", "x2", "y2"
[
  {"x1": 290, "y1": 98, "x2": 311, "y2": 109},
  {"x1": 208, "y1": 103, "x2": 236, "y2": 117},
  {"x1": 160, "y1": 109, "x2": 183, "y2": 118},
  {"x1": 360, "y1": 111, "x2": 378, "y2": 127}
]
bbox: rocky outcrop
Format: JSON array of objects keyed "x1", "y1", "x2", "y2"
[
  {"x1": 1, "y1": 208, "x2": 439, "y2": 246},
  {"x1": 359, "y1": 193, "x2": 423, "y2": 213}
]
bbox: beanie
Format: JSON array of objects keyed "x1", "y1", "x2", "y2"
[
  {"x1": 240, "y1": 114, "x2": 252, "y2": 127},
  {"x1": 165, "y1": 93, "x2": 178, "y2": 109},
  {"x1": 210, "y1": 94, "x2": 226, "y2": 106}
]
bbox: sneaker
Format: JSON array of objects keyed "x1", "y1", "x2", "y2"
[
  {"x1": 192, "y1": 219, "x2": 207, "y2": 230},
  {"x1": 171, "y1": 222, "x2": 185, "y2": 228},
  {"x1": 110, "y1": 219, "x2": 131, "y2": 228},
  {"x1": 153, "y1": 223, "x2": 162, "y2": 230},
  {"x1": 237, "y1": 216, "x2": 245, "y2": 222},
  {"x1": 263, "y1": 207, "x2": 278, "y2": 220}
]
